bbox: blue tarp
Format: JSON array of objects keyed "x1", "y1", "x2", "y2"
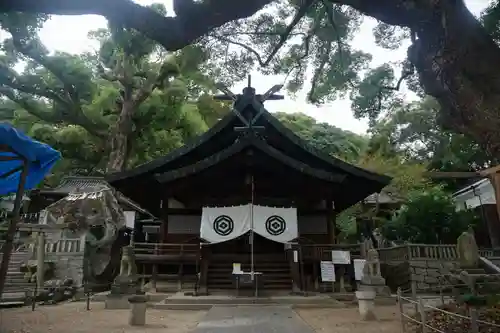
[{"x1": 0, "y1": 123, "x2": 61, "y2": 195}]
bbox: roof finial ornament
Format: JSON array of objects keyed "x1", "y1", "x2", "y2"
[{"x1": 213, "y1": 74, "x2": 285, "y2": 133}]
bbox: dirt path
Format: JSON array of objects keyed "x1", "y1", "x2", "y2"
[
  {"x1": 0, "y1": 302, "x2": 206, "y2": 333},
  {"x1": 296, "y1": 306, "x2": 402, "y2": 333}
]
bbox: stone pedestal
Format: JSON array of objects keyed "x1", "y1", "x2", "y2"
[
  {"x1": 128, "y1": 295, "x2": 148, "y2": 326},
  {"x1": 105, "y1": 275, "x2": 141, "y2": 309},
  {"x1": 359, "y1": 275, "x2": 391, "y2": 296},
  {"x1": 355, "y1": 290, "x2": 377, "y2": 321}
]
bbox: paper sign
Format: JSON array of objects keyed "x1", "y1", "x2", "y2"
[
  {"x1": 293, "y1": 250, "x2": 298, "y2": 263},
  {"x1": 320, "y1": 261, "x2": 335, "y2": 282},
  {"x1": 232, "y1": 263, "x2": 242, "y2": 274},
  {"x1": 354, "y1": 259, "x2": 366, "y2": 280},
  {"x1": 331, "y1": 250, "x2": 351, "y2": 264}
]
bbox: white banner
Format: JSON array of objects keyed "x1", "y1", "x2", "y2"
[
  {"x1": 253, "y1": 205, "x2": 298, "y2": 243},
  {"x1": 201, "y1": 205, "x2": 251, "y2": 243}
]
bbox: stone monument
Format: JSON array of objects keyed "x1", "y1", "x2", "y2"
[
  {"x1": 359, "y1": 239, "x2": 390, "y2": 296},
  {"x1": 105, "y1": 245, "x2": 141, "y2": 309},
  {"x1": 457, "y1": 226, "x2": 480, "y2": 268}
]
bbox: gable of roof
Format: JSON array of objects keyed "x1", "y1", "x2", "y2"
[{"x1": 106, "y1": 108, "x2": 391, "y2": 187}]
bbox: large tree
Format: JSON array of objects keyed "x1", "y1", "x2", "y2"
[
  {"x1": 368, "y1": 97, "x2": 499, "y2": 174},
  {"x1": 0, "y1": 8, "x2": 232, "y2": 174},
  {"x1": 3, "y1": 0, "x2": 500, "y2": 158}
]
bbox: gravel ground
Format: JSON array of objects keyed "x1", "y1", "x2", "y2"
[
  {"x1": 296, "y1": 305, "x2": 402, "y2": 333},
  {"x1": 0, "y1": 302, "x2": 207, "y2": 333}
]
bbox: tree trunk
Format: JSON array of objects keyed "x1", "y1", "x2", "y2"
[
  {"x1": 106, "y1": 100, "x2": 135, "y2": 173},
  {"x1": 408, "y1": 1, "x2": 500, "y2": 158},
  {"x1": 333, "y1": 0, "x2": 500, "y2": 158}
]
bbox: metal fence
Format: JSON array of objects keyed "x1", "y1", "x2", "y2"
[{"x1": 396, "y1": 284, "x2": 500, "y2": 333}]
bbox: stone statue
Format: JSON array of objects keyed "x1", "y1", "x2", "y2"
[
  {"x1": 119, "y1": 246, "x2": 137, "y2": 277},
  {"x1": 361, "y1": 238, "x2": 374, "y2": 259},
  {"x1": 457, "y1": 226, "x2": 480, "y2": 268},
  {"x1": 363, "y1": 249, "x2": 381, "y2": 278},
  {"x1": 109, "y1": 246, "x2": 140, "y2": 296},
  {"x1": 359, "y1": 246, "x2": 390, "y2": 296}
]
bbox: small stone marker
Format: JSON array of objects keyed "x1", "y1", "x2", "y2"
[
  {"x1": 128, "y1": 294, "x2": 148, "y2": 326},
  {"x1": 457, "y1": 226, "x2": 480, "y2": 268}
]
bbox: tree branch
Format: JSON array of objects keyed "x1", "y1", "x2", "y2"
[
  {"x1": 0, "y1": 0, "x2": 275, "y2": 51},
  {"x1": 0, "y1": 86, "x2": 60, "y2": 123}
]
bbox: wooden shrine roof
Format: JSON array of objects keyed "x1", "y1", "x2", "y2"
[{"x1": 105, "y1": 99, "x2": 391, "y2": 213}]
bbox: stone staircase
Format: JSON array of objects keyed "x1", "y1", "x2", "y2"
[
  {"x1": 207, "y1": 254, "x2": 292, "y2": 291},
  {"x1": 0, "y1": 249, "x2": 30, "y2": 299}
]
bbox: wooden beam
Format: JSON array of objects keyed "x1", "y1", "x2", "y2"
[
  {"x1": 425, "y1": 171, "x2": 481, "y2": 179},
  {"x1": 165, "y1": 207, "x2": 333, "y2": 216}
]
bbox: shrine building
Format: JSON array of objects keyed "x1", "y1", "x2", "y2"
[{"x1": 105, "y1": 84, "x2": 391, "y2": 294}]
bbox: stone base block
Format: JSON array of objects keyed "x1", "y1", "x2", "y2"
[
  {"x1": 355, "y1": 290, "x2": 377, "y2": 321},
  {"x1": 128, "y1": 295, "x2": 148, "y2": 326},
  {"x1": 105, "y1": 295, "x2": 130, "y2": 309}
]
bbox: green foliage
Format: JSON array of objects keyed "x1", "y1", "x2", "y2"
[
  {"x1": 0, "y1": 10, "x2": 233, "y2": 182},
  {"x1": 482, "y1": 0, "x2": 500, "y2": 44},
  {"x1": 274, "y1": 112, "x2": 368, "y2": 162},
  {"x1": 336, "y1": 153, "x2": 429, "y2": 241},
  {"x1": 381, "y1": 186, "x2": 479, "y2": 244},
  {"x1": 368, "y1": 97, "x2": 497, "y2": 189},
  {"x1": 207, "y1": 1, "x2": 412, "y2": 120}
]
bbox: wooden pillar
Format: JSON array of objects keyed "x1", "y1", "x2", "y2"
[
  {"x1": 288, "y1": 248, "x2": 301, "y2": 293},
  {"x1": 487, "y1": 173, "x2": 500, "y2": 247},
  {"x1": 161, "y1": 201, "x2": 169, "y2": 244},
  {"x1": 198, "y1": 246, "x2": 210, "y2": 295},
  {"x1": 326, "y1": 199, "x2": 335, "y2": 244},
  {"x1": 151, "y1": 264, "x2": 158, "y2": 291},
  {"x1": 36, "y1": 232, "x2": 45, "y2": 290}
]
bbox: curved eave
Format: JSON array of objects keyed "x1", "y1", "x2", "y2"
[
  {"x1": 262, "y1": 112, "x2": 392, "y2": 186},
  {"x1": 155, "y1": 137, "x2": 346, "y2": 184},
  {"x1": 106, "y1": 111, "x2": 235, "y2": 183}
]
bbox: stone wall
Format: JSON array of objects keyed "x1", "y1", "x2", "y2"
[
  {"x1": 46, "y1": 252, "x2": 85, "y2": 286},
  {"x1": 409, "y1": 260, "x2": 457, "y2": 291},
  {"x1": 381, "y1": 262, "x2": 411, "y2": 292},
  {"x1": 382, "y1": 259, "x2": 458, "y2": 292}
]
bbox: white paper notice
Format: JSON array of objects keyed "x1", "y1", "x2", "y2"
[
  {"x1": 233, "y1": 263, "x2": 242, "y2": 274},
  {"x1": 320, "y1": 261, "x2": 335, "y2": 282},
  {"x1": 331, "y1": 250, "x2": 351, "y2": 264},
  {"x1": 354, "y1": 259, "x2": 366, "y2": 280},
  {"x1": 293, "y1": 250, "x2": 298, "y2": 263}
]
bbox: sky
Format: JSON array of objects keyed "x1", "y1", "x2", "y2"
[{"x1": 36, "y1": 0, "x2": 488, "y2": 135}]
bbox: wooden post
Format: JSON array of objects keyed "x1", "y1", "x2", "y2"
[
  {"x1": 338, "y1": 266, "x2": 346, "y2": 293},
  {"x1": 438, "y1": 278, "x2": 445, "y2": 305},
  {"x1": 397, "y1": 288, "x2": 405, "y2": 333},
  {"x1": 151, "y1": 264, "x2": 157, "y2": 291},
  {"x1": 487, "y1": 172, "x2": 500, "y2": 247},
  {"x1": 418, "y1": 297, "x2": 428, "y2": 333},
  {"x1": 36, "y1": 232, "x2": 46, "y2": 290},
  {"x1": 411, "y1": 280, "x2": 418, "y2": 313},
  {"x1": 326, "y1": 199, "x2": 335, "y2": 244}
]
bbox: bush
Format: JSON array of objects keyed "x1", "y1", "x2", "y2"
[{"x1": 381, "y1": 186, "x2": 478, "y2": 244}]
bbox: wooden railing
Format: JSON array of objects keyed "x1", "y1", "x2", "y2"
[
  {"x1": 378, "y1": 244, "x2": 458, "y2": 261},
  {"x1": 46, "y1": 239, "x2": 82, "y2": 253},
  {"x1": 133, "y1": 242, "x2": 200, "y2": 259},
  {"x1": 299, "y1": 243, "x2": 362, "y2": 261},
  {"x1": 378, "y1": 244, "x2": 500, "y2": 262},
  {"x1": 479, "y1": 248, "x2": 500, "y2": 258},
  {"x1": 28, "y1": 238, "x2": 83, "y2": 253}
]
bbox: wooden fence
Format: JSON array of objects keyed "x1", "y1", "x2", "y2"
[{"x1": 378, "y1": 244, "x2": 500, "y2": 262}]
